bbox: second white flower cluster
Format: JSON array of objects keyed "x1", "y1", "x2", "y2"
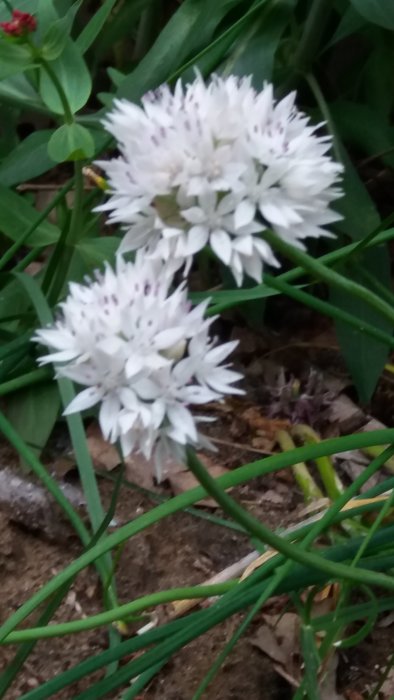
[{"x1": 35, "y1": 255, "x2": 242, "y2": 478}]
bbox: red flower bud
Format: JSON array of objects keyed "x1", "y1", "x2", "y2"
[{"x1": 0, "y1": 9, "x2": 37, "y2": 36}]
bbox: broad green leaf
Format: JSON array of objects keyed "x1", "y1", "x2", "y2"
[
  {"x1": 48, "y1": 123, "x2": 95, "y2": 162},
  {"x1": 40, "y1": 0, "x2": 82, "y2": 60},
  {"x1": 39, "y1": 41, "x2": 92, "y2": 114},
  {"x1": 334, "y1": 149, "x2": 380, "y2": 239},
  {"x1": 0, "y1": 39, "x2": 35, "y2": 79},
  {"x1": 349, "y1": 0, "x2": 394, "y2": 29},
  {"x1": 0, "y1": 130, "x2": 56, "y2": 186},
  {"x1": 75, "y1": 237, "x2": 120, "y2": 267},
  {"x1": 76, "y1": 0, "x2": 117, "y2": 54},
  {"x1": 0, "y1": 186, "x2": 59, "y2": 246},
  {"x1": 331, "y1": 248, "x2": 391, "y2": 403},
  {"x1": 6, "y1": 382, "x2": 60, "y2": 464},
  {"x1": 0, "y1": 74, "x2": 46, "y2": 112},
  {"x1": 117, "y1": 0, "x2": 248, "y2": 101}
]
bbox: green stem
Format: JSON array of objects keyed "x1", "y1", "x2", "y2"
[
  {"x1": 13, "y1": 247, "x2": 45, "y2": 273},
  {"x1": 1, "y1": 431, "x2": 394, "y2": 643},
  {"x1": 276, "y1": 429, "x2": 323, "y2": 502},
  {"x1": 305, "y1": 72, "x2": 342, "y2": 162},
  {"x1": 206, "y1": 228, "x2": 394, "y2": 316},
  {"x1": 0, "y1": 368, "x2": 52, "y2": 396},
  {"x1": 3, "y1": 583, "x2": 235, "y2": 643},
  {"x1": 2, "y1": 493, "x2": 391, "y2": 645},
  {"x1": 263, "y1": 272, "x2": 394, "y2": 349},
  {"x1": 263, "y1": 230, "x2": 394, "y2": 327},
  {"x1": 357, "y1": 266, "x2": 394, "y2": 308},
  {"x1": 185, "y1": 449, "x2": 394, "y2": 591},
  {"x1": 292, "y1": 424, "x2": 343, "y2": 500}
]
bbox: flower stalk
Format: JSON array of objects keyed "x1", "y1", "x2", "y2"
[
  {"x1": 276, "y1": 429, "x2": 323, "y2": 502},
  {"x1": 291, "y1": 424, "x2": 343, "y2": 500},
  {"x1": 262, "y1": 229, "x2": 394, "y2": 327}
]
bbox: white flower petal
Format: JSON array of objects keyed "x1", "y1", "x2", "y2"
[
  {"x1": 210, "y1": 230, "x2": 233, "y2": 265},
  {"x1": 64, "y1": 387, "x2": 103, "y2": 414},
  {"x1": 234, "y1": 200, "x2": 255, "y2": 229}
]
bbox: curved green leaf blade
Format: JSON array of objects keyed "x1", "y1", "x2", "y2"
[
  {"x1": 0, "y1": 39, "x2": 35, "y2": 79},
  {"x1": 0, "y1": 186, "x2": 59, "y2": 246},
  {"x1": 117, "y1": 0, "x2": 247, "y2": 101},
  {"x1": 6, "y1": 382, "x2": 60, "y2": 467},
  {"x1": 0, "y1": 130, "x2": 56, "y2": 186},
  {"x1": 76, "y1": 0, "x2": 117, "y2": 54}
]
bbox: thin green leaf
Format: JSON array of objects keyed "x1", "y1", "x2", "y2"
[
  {"x1": 76, "y1": 0, "x2": 117, "y2": 54},
  {"x1": 117, "y1": 0, "x2": 249, "y2": 101},
  {"x1": 5, "y1": 382, "x2": 60, "y2": 465},
  {"x1": 227, "y1": 0, "x2": 294, "y2": 83},
  {"x1": 0, "y1": 130, "x2": 56, "y2": 186},
  {"x1": 300, "y1": 625, "x2": 320, "y2": 700},
  {"x1": 0, "y1": 186, "x2": 59, "y2": 246}
]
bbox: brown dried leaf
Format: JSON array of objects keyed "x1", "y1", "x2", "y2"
[
  {"x1": 86, "y1": 423, "x2": 158, "y2": 490},
  {"x1": 329, "y1": 395, "x2": 365, "y2": 434},
  {"x1": 251, "y1": 612, "x2": 301, "y2": 685},
  {"x1": 86, "y1": 423, "x2": 120, "y2": 472}
]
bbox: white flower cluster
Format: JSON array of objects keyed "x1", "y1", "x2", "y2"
[
  {"x1": 97, "y1": 74, "x2": 343, "y2": 285},
  {"x1": 34, "y1": 255, "x2": 242, "y2": 479}
]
